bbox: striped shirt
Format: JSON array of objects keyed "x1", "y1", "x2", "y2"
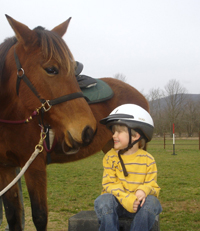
[{"x1": 101, "y1": 148, "x2": 161, "y2": 213}]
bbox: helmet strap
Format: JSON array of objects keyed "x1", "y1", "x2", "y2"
[{"x1": 118, "y1": 128, "x2": 143, "y2": 177}]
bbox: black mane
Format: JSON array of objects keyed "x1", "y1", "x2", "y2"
[{"x1": 0, "y1": 36, "x2": 17, "y2": 82}]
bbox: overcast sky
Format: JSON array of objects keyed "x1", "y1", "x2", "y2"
[{"x1": 1, "y1": 0, "x2": 200, "y2": 95}]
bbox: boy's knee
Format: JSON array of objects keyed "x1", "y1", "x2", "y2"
[
  {"x1": 95, "y1": 194, "x2": 116, "y2": 208},
  {"x1": 94, "y1": 194, "x2": 117, "y2": 217},
  {"x1": 143, "y1": 195, "x2": 162, "y2": 215}
]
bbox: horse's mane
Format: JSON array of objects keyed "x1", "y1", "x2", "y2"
[
  {"x1": 0, "y1": 26, "x2": 75, "y2": 84},
  {"x1": 33, "y1": 26, "x2": 75, "y2": 75},
  {"x1": 0, "y1": 36, "x2": 17, "y2": 83}
]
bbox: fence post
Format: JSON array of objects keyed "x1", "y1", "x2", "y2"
[
  {"x1": 199, "y1": 132, "x2": 200, "y2": 150},
  {"x1": 172, "y1": 123, "x2": 177, "y2": 155},
  {"x1": 164, "y1": 133, "x2": 165, "y2": 149}
]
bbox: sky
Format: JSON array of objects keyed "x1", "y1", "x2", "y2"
[{"x1": 1, "y1": 0, "x2": 200, "y2": 95}]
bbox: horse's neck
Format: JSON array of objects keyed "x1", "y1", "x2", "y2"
[{"x1": 0, "y1": 89, "x2": 25, "y2": 120}]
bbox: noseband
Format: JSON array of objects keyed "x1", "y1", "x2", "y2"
[{"x1": 14, "y1": 49, "x2": 84, "y2": 113}]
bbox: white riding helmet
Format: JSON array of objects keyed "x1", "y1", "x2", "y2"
[{"x1": 100, "y1": 104, "x2": 154, "y2": 142}]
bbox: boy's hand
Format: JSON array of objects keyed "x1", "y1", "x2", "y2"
[
  {"x1": 135, "y1": 190, "x2": 146, "y2": 207},
  {"x1": 133, "y1": 198, "x2": 140, "y2": 212}
]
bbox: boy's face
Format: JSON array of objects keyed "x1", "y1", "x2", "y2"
[{"x1": 112, "y1": 125, "x2": 129, "y2": 150}]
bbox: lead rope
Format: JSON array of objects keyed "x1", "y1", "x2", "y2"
[{"x1": 0, "y1": 129, "x2": 46, "y2": 197}]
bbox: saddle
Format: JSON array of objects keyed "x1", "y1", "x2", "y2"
[{"x1": 75, "y1": 62, "x2": 114, "y2": 104}]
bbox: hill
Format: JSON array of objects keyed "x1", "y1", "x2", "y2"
[{"x1": 149, "y1": 93, "x2": 200, "y2": 109}]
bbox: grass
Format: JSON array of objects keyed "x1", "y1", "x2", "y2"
[
  {"x1": 1, "y1": 138, "x2": 200, "y2": 230},
  {"x1": 150, "y1": 138, "x2": 200, "y2": 230}
]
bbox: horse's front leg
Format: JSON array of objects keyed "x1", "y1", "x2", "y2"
[
  {"x1": 0, "y1": 166, "x2": 24, "y2": 231},
  {"x1": 24, "y1": 161, "x2": 48, "y2": 231},
  {"x1": 0, "y1": 196, "x2": 3, "y2": 226}
]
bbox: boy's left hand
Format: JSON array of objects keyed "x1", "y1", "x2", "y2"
[{"x1": 135, "y1": 190, "x2": 146, "y2": 207}]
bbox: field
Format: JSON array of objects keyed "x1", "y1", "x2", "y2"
[{"x1": 1, "y1": 138, "x2": 200, "y2": 230}]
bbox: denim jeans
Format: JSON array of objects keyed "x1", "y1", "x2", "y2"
[{"x1": 94, "y1": 193, "x2": 162, "y2": 231}]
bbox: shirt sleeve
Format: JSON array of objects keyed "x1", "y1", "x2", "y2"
[
  {"x1": 101, "y1": 154, "x2": 137, "y2": 213},
  {"x1": 136, "y1": 158, "x2": 161, "y2": 197}
]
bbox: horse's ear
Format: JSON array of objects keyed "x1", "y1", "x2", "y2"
[
  {"x1": 5, "y1": 14, "x2": 36, "y2": 46},
  {"x1": 51, "y1": 17, "x2": 71, "y2": 37}
]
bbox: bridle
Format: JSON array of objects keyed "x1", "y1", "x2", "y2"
[
  {"x1": 14, "y1": 49, "x2": 84, "y2": 113},
  {"x1": 0, "y1": 49, "x2": 86, "y2": 154},
  {"x1": 0, "y1": 50, "x2": 84, "y2": 124},
  {"x1": 0, "y1": 49, "x2": 85, "y2": 124}
]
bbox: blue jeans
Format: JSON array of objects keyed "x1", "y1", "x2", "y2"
[{"x1": 94, "y1": 193, "x2": 162, "y2": 231}]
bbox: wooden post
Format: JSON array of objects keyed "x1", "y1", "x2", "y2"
[
  {"x1": 164, "y1": 133, "x2": 165, "y2": 149},
  {"x1": 199, "y1": 132, "x2": 200, "y2": 150},
  {"x1": 172, "y1": 123, "x2": 177, "y2": 155}
]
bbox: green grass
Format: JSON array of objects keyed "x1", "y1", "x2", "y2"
[
  {"x1": 1, "y1": 138, "x2": 200, "y2": 230},
  {"x1": 149, "y1": 139, "x2": 200, "y2": 230}
]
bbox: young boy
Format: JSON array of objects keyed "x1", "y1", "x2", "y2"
[{"x1": 94, "y1": 104, "x2": 162, "y2": 231}]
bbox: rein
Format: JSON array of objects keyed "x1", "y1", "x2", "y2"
[
  {"x1": 0, "y1": 129, "x2": 46, "y2": 196},
  {"x1": 0, "y1": 110, "x2": 38, "y2": 124}
]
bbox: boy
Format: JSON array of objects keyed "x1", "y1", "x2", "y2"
[{"x1": 94, "y1": 104, "x2": 162, "y2": 231}]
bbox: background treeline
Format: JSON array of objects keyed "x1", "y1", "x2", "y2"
[
  {"x1": 114, "y1": 74, "x2": 200, "y2": 137},
  {"x1": 145, "y1": 79, "x2": 200, "y2": 137}
]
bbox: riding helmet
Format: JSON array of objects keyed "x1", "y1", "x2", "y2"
[{"x1": 100, "y1": 104, "x2": 154, "y2": 142}]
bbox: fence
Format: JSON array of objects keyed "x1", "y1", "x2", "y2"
[{"x1": 149, "y1": 133, "x2": 200, "y2": 151}]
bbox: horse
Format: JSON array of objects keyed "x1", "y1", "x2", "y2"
[
  {"x1": 0, "y1": 16, "x2": 150, "y2": 231},
  {"x1": 0, "y1": 15, "x2": 97, "y2": 231}
]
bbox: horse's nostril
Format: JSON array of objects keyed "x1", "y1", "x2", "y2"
[
  {"x1": 82, "y1": 126, "x2": 94, "y2": 145},
  {"x1": 67, "y1": 131, "x2": 80, "y2": 149}
]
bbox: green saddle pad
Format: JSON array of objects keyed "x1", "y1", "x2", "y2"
[{"x1": 82, "y1": 79, "x2": 114, "y2": 104}]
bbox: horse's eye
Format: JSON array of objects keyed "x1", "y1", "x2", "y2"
[{"x1": 45, "y1": 67, "x2": 59, "y2": 75}]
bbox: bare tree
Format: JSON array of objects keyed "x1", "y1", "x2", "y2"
[
  {"x1": 163, "y1": 79, "x2": 187, "y2": 136},
  {"x1": 113, "y1": 73, "x2": 127, "y2": 83},
  {"x1": 147, "y1": 88, "x2": 165, "y2": 136},
  {"x1": 147, "y1": 79, "x2": 200, "y2": 137},
  {"x1": 182, "y1": 96, "x2": 200, "y2": 136}
]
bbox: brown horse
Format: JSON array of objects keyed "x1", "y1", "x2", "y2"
[
  {"x1": 0, "y1": 15, "x2": 97, "y2": 231},
  {"x1": 0, "y1": 16, "x2": 150, "y2": 231}
]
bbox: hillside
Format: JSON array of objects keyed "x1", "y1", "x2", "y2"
[{"x1": 149, "y1": 94, "x2": 200, "y2": 109}]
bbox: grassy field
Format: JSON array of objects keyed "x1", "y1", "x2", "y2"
[{"x1": 1, "y1": 138, "x2": 200, "y2": 230}]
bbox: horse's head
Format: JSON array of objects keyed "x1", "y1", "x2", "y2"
[{"x1": 4, "y1": 15, "x2": 97, "y2": 150}]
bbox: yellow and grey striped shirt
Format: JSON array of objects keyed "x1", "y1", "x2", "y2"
[{"x1": 101, "y1": 148, "x2": 161, "y2": 213}]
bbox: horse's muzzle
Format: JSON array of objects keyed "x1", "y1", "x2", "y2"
[{"x1": 64, "y1": 125, "x2": 95, "y2": 154}]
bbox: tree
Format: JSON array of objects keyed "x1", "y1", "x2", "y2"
[
  {"x1": 147, "y1": 88, "x2": 165, "y2": 136},
  {"x1": 113, "y1": 73, "x2": 127, "y2": 83},
  {"x1": 182, "y1": 96, "x2": 200, "y2": 136},
  {"x1": 163, "y1": 79, "x2": 187, "y2": 136},
  {"x1": 147, "y1": 79, "x2": 200, "y2": 137}
]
